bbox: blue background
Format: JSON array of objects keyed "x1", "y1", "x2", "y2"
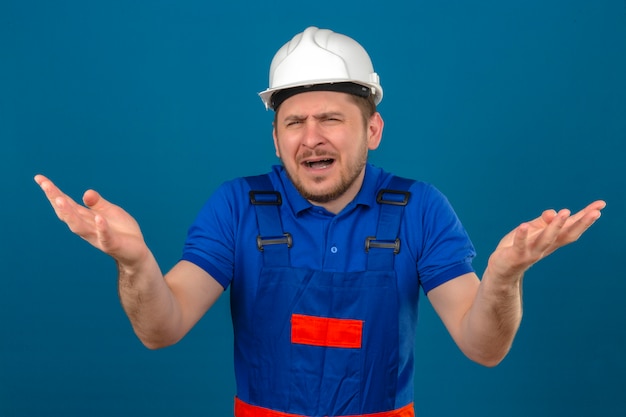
[{"x1": 2, "y1": 1, "x2": 625, "y2": 416}]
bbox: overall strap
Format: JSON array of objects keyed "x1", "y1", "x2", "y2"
[
  {"x1": 366, "y1": 176, "x2": 415, "y2": 271},
  {"x1": 245, "y1": 174, "x2": 291, "y2": 267}
]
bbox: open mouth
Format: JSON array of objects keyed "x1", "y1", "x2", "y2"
[{"x1": 304, "y1": 159, "x2": 335, "y2": 169}]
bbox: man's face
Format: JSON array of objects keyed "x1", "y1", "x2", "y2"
[{"x1": 273, "y1": 90, "x2": 383, "y2": 213}]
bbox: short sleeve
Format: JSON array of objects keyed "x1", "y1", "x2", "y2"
[
  {"x1": 180, "y1": 181, "x2": 240, "y2": 289},
  {"x1": 413, "y1": 184, "x2": 476, "y2": 294}
]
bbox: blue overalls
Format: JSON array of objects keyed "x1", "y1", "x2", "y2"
[{"x1": 233, "y1": 174, "x2": 416, "y2": 417}]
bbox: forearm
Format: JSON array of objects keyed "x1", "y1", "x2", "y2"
[
  {"x1": 435, "y1": 202, "x2": 604, "y2": 367},
  {"x1": 116, "y1": 249, "x2": 183, "y2": 349},
  {"x1": 461, "y1": 268, "x2": 523, "y2": 367},
  {"x1": 34, "y1": 175, "x2": 218, "y2": 349}
]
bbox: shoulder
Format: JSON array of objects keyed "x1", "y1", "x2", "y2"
[
  {"x1": 370, "y1": 166, "x2": 448, "y2": 208},
  {"x1": 210, "y1": 170, "x2": 279, "y2": 201},
  {"x1": 192, "y1": 175, "x2": 264, "y2": 224}
]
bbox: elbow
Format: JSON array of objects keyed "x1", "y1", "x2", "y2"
[
  {"x1": 472, "y1": 355, "x2": 505, "y2": 368},
  {"x1": 466, "y1": 347, "x2": 510, "y2": 368},
  {"x1": 135, "y1": 330, "x2": 182, "y2": 350},
  {"x1": 141, "y1": 339, "x2": 172, "y2": 350}
]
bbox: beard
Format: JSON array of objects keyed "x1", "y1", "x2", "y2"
[{"x1": 282, "y1": 144, "x2": 368, "y2": 204}]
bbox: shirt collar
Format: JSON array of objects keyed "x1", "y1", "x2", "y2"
[{"x1": 353, "y1": 163, "x2": 381, "y2": 209}]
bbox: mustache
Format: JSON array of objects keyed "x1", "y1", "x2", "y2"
[{"x1": 296, "y1": 150, "x2": 338, "y2": 163}]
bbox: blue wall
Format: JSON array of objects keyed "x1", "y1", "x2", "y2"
[{"x1": 2, "y1": 1, "x2": 625, "y2": 416}]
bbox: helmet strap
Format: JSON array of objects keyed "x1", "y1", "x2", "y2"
[{"x1": 271, "y1": 82, "x2": 371, "y2": 110}]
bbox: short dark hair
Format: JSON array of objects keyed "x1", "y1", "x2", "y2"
[{"x1": 347, "y1": 94, "x2": 377, "y2": 122}]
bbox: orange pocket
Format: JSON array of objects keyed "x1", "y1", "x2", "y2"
[{"x1": 291, "y1": 313, "x2": 363, "y2": 348}]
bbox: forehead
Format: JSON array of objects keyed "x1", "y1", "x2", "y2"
[{"x1": 276, "y1": 90, "x2": 359, "y2": 117}]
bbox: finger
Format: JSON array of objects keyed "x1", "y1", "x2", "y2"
[
  {"x1": 587, "y1": 200, "x2": 607, "y2": 211},
  {"x1": 35, "y1": 175, "x2": 107, "y2": 214},
  {"x1": 82, "y1": 189, "x2": 117, "y2": 214},
  {"x1": 53, "y1": 193, "x2": 97, "y2": 237},
  {"x1": 531, "y1": 208, "x2": 570, "y2": 254},
  {"x1": 559, "y1": 204, "x2": 604, "y2": 243},
  {"x1": 35, "y1": 175, "x2": 69, "y2": 204},
  {"x1": 565, "y1": 200, "x2": 605, "y2": 226},
  {"x1": 34, "y1": 174, "x2": 48, "y2": 186},
  {"x1": 35, "y1": 176, "x2": 89, "y2": 221},
  {"x1": 45, "y1": 187, "x2": 82, "y2": 224},
  {"x1": 551, "y1": 200, "x2": 605, "y2": 244},
  {"x1": 540, "y1": 209, "x2": 557, "y2": 224},
  {"x1": 83, "y1": 189, "x2": 103, "y2": 208}
]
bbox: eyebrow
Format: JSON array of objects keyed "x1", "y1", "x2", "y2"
[
  {"x1": 283, "y1": 112, "x2": 345, "y2": 123},
  {"x1": 313, "y1": 112, "x2": 344, "y2": 120}
]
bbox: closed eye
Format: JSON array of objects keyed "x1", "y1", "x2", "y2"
[
  {"x1": 320, "y1": 117, "x2": 343, "y2": 126},
  {"x1": 316, "y1": 112, "x2": 344, "y2": 124},
  {"x1": 284, "y1": 116, "x2": 306, "y2": 127}
]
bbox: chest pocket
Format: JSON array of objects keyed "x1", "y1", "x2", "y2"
[{"x1": 242, "y1": 174, "x2": 414, "y2": 416}]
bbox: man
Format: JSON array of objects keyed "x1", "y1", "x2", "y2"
[{"x1": 35, "y1": 27, "x2": 605, "y2": 417}]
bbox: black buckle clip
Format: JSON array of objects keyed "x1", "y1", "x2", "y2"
[
  {"x1": 365, "y1": 236, "x2": 401, "y2": 254},
  {"x1": 249, "y1": 191, "x2": 282, "y2": 205},
  {"x1": 257, "y1": 233, "x2": 293, "y2": 252},
  {"x1": 376, "y1": 189, "x2": 410, "y2": 206}
]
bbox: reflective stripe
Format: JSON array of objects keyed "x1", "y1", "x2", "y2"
[
  {"x1": 235, "y1": 397, "x2": 415, "y2": 417},
  {"x1": 291, "y1": 313, "x2": 363, "y2": 349}
]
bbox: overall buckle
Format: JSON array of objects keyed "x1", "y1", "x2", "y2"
[
  {"x1": 257, "y1": 233, "x2": 293, "y2": 251},
  {"x1": 365, "y1": 236, "x2": 401, "y2": 254}
]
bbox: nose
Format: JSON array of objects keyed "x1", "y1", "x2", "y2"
[{"x1": 300, "y1": 120, "x2": 325, "y2": 149}]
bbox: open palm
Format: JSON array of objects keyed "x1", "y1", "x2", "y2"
[
  {"x1": 487, "y1": 200, "x2": 606, "y2": 278},
  {"x1": 35, "y1": 175, "x2": 149, "y2": 266}
]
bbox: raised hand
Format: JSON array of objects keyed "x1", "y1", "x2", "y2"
[
  {"x1": 34, "y1": 175, "x2": 150, "y2": 267},
  {"x1": 487, "y1": 200, "x2": 606, "y2": 279}
]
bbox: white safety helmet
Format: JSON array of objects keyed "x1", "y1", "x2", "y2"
[{"x1": 259, "y1": 26, "x2": 383, "y2": 110}]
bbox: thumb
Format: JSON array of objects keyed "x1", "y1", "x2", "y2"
[{"x1": 94, "y1": 214, "x2": 112, "y2": 251}]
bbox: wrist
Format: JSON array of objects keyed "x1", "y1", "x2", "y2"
[
  {"x1": 116, "y1": 246, "x2": 155, "y2": 279},
  {"x1": 482, "y1": 264, "x2": 524, "y2": 292}
]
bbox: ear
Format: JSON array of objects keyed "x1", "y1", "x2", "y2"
[
  {"x1": 367, "y1": 112, "x2": 384, "y2": 150},
  {"x1": 272, "y1": 122, "x2": 280, "y2": 158}
]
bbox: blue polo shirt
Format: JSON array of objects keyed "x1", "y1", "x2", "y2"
[{"x1": 181, "y1": 163, "x2": 475, "y2": 295}]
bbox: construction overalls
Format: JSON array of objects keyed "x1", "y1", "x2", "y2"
[{"x1": 233, "y1": 174, "x2": 416, "y2": 417}]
